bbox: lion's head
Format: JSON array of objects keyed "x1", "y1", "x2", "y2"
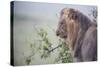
[{"x1": 56, "y1": 8, "x2": 92, "y2": 50}]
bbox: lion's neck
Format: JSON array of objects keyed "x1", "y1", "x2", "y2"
[
  {"x1": 66, "y1": 21, "x2": 80, "y2": 51},
  {"x1": 65, "y1": 28, "x2": 86, "y2": 57}
]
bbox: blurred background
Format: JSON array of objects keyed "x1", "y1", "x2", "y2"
[{"x1": 13, "y1": 1, "x2": 97, "y2": 66}]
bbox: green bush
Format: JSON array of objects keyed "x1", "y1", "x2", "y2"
[{"x1": 25, "y1": 28, "x2": 73, "y2": 65}]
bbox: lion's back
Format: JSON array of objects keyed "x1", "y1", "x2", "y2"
[{"x1": 81, "y1": 25, "x2": 97, "y2": 61}]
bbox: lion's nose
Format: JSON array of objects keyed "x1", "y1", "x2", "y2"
[
  {"x1": 56, "y1": 31, "x2": 60, "y2": 36},
  {"x1": 56, "y1": 33, "x2": 59, "y2": 36}
]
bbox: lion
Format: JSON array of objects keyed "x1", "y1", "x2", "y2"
[{"x1": 56, "y1": 8, "x2": 97, "y2": 62}]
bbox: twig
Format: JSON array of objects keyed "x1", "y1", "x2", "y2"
[{"x1": 48, "y1": 44, "x2": 62, "y2": 53}]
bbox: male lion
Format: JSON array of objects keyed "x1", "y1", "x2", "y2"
[{"x1": 56, "y1": 8, "x2": 97, "y2": 62}]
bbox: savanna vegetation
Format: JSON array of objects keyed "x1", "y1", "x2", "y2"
[{"x1": 24, "y1": 28, "x2": 73, "y2": 65}]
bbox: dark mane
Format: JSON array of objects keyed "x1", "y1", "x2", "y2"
[{"x1": 68, "y1": 8, "x2": 93, "y2": 31}]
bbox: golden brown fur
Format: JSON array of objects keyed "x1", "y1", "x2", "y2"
[{"x1": 56, "y1": 8, "x2": 97, "y2": 62}]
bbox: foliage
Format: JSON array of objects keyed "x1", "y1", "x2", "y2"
[
  {"x1": 25, "y1": 28, "x2": 73, "y2": 65},
  {"x1": 89, "y1": 8, "x2": 97, "y2": 22},
  {"x1": 36, "y1": 28, "x2": 53, "y2": 58},
  {"x1": 92, "y1": 8, "x2": 97, "y2": 22},
  {"x1": 55, "y1": 39, "x2": 73, "y2": 63}
]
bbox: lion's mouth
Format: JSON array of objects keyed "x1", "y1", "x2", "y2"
[
  {"x1": 56, "y1": 31, "x2": 67, "y2": 39},
  {"x1": 59, "y1": 35, "x2": 67, "y2": 39}
]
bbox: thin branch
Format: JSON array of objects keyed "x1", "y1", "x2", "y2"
[{"x1": 48, "y1": 44, "x2": 62, "y2": 53}]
